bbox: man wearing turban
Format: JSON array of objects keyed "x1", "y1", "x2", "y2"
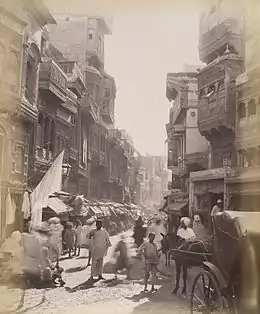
[{"x1": 177, "y1": 217, "x2": 196, "y2": 241}]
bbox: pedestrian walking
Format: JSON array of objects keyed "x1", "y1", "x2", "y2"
[
  {"x1": 133, "y1": 216, "x2": 146, "y2": 247},
  {"x1": 114, "y1": 235, "x2": 131, "y2": 280},
  {"x1": 63, "y1": 222, "x2": 75, "y2": 258},
  {"x1": 89, "y1": 220, "x2": 111, "y2": 280},
  {"x1": 74, "y1": 220, "x2": 83, "y2": 257},
  {"x1": 138, "y1": 232, "x2": 159, "y2": 292}
]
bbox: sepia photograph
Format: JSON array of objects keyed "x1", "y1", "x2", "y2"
[{"x1": 0, "y1": 0, "x2": 259, "y2": 313}]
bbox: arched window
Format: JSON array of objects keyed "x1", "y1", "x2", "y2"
[
  {"x1": 248, "y1": 99, "x2": 256, "y2": 116},
  {"x1": 217, "y1": 80, "x2": 225, "y2": 91},
  {"x1": 238, "y1": 102, "x2": 246, "y2": 120}
]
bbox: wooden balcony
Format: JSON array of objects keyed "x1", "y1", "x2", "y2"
[
  {"x1": 197, "y1": 54, "x2": 243, "y2": 137},
  {"x1": 39, "y1": 58, "x2": 67, "y2": 101},
  {"x1": 59, "y1": 60, "x2": 87, "y2": 98},
  {"x1": 81, "y1": 94, "x2": 99, "y2": 122},
  {"x1": 101, "y1": 100, "x2": 114, "y2": 124},
  {"x1": 199, "y1": 18, "x2": 243, "y2": 64},
  {"x1": 184, "y1": 152, "x2": 208, "y2": 171},
  {"x1": 166, "y1": 123, "x2": 185, "y2": 139}
]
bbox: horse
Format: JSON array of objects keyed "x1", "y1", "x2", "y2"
[
  {"x1": 161, "y1": 232, "x2": 213, "y2": 295},
  {"x1": 160, "y1": 232, "x2": 178, "y2": 266}
]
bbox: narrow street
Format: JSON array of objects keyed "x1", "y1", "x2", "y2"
[{"x1": 0, "y1": 231, "x2": 195, "y2": 314}]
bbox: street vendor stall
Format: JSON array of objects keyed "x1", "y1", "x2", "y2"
[{"x1": 42, "y1": 196, "x2": 73, "y2": 222}]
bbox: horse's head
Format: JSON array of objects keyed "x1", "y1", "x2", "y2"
[{"x1": 161, "y1": 232, "x2": 179, "y2": 252}]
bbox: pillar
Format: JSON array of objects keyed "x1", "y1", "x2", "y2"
[{"x1": 189, "y1": 179, "x2": 194, "y2": 218}]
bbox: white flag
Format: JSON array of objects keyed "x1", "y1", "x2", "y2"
[{"x1": 31, "y1": 150, "x2": 64, "y2": 224}]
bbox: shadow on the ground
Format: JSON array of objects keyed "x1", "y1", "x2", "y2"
[
  {"x1": 126, "y1": 279, "x2": 189, "y2": 314},
  {"x1": 65, "y1": 265, "x2": 89, "y2": 273},
  {"x1": 66, "y1": 277, "x2": 99, "y2": 292}
]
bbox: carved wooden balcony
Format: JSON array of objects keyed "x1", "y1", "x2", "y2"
[
  {"x1": 197, "y1": 53, "x2": 243, "y2": 138},
  {"x1": 199, "y1": 18, "x2": 243, "y2": 64},
  {"x1": 59, "y1": 60, "x2": 87, "y2": 98},
  {"x1": 39, "y1": 57, "x2": 67, "y2": 101},
  {"x1": 101, "y1": 100, "x2": 114, "y2": 124},
  {"x1": 184, "y1": 152, "x2": 208, "y2": 171},
  {"x1": 81, "y1": 93, "x2": 99, "y2": 122}
]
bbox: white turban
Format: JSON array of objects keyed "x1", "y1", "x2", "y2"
[
  {"x1": 182, "y1": 217, "x2": 191, "y2": 227},
  {"x1": 194, "y1": 215, "x2": 200, "y2": 222}
]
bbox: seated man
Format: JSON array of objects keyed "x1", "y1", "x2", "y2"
[
  {"x1": 177, "y1": 217, "x2": 196, "y2": 242},
  {"x1": 40, "y1": 247, "x2": 65, "y2": 287}
]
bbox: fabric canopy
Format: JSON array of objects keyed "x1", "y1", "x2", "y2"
[
  {"x1": 100, "y1": 206, "x2": 111, "y2": 217},
  {"x1": 90, "y1": 206, "x2": 103, "y2": 217},
  {"x1": 46, "y1": 197, "x2": 73, "y2": 215},
  {"x1": 165, "y1": 202, "x2": 187, "y2": 214}
]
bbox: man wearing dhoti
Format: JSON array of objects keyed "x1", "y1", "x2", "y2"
[{"x1": 89, "y1": 220, "x2": 111, "y2": 280}]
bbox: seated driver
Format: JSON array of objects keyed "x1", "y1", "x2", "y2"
[{"x1": 177, "y1": 217, "x2": 196, "y2": 242}]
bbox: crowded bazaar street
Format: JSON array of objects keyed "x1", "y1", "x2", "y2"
[{"x1": 0, "y1": 229, "x2": 198, "y2": 314}]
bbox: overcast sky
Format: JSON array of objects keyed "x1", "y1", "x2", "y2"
[
  {"x1": 45, "y1": 0, "x2": 202, "y2": 156},
  {"x1": 105, "y1": 10, "x2": 200, "y2": 155}
]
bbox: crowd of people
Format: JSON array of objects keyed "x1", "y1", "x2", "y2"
[{"x1": 0, "y1": 200, "x2": 222, "y2": 291}]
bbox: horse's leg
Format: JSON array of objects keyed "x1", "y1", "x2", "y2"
[
  {"x1": 181, "y1": 265, "x2": 188, "y2": 295},
  {"x1": 172, "y1": 261, "x2": 180, "y2": 294},
  {"x1": 165, "y1": 253, "x2": 167, "y2": 266},
  {"x1": 167, "y1": 251, "x2": 170, "y2": 266}
]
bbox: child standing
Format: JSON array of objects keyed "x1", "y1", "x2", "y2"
[{"x1": 138, "y1": 232, "x2": 159, "y2": 292}]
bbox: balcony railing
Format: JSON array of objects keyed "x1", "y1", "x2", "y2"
[
  {"x1": 39, "y1": 58, "x2": 67, "y2": 98},
  {"x1": 82, "y1": 94, "x2": 99, "y2": 122},
  {"x1": 199, "y1": 18, "x2": 243, "y2": 63},
  {"x1": 101, "y1": 103, "x2": 114, "y2": 124},
  {"x1": 35, "y1": 147, "x2": 53, "y2": 162}
]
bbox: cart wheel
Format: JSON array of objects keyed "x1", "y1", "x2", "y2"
[{"x1": 190, "y1": 271, "x2": 224, "y2": 314}]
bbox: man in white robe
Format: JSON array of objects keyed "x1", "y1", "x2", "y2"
[{"x1": 89, "y1": 220, "x2": 111, "y2": 280}]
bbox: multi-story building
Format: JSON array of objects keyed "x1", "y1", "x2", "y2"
[
  {"x1": 166, "y1": 69, "x2": 208, "y2": 215},
  {"x1": 226, "y1": 2, "x2": 260, "y2": 211},
  {"x1": 137, "y1": 155, "x2": 169, "y2": 208},
  {"x1": 189, "y1": 1, "x2": 244, "y2": 221},
  {"x1": 29, "y1": 37, "x2": 86, "y2": 195},
  {"x1": 0, "y1": 0, "x2": 55, "y2": 241},
  {"x1": 47, "y1": 14, "x2": 124, "y2": 201}
]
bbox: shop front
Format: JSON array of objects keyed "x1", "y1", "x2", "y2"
[
  {"x1": 226, "y1": 168, "x2": 260, "y2": 212},
  {"x1": 189, "y1": 168, "x2": 225, "y2": 227}
]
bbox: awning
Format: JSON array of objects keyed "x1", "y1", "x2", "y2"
[
  {"x1": 100, "y1": 206, "x2": 111, "y2": 217},
  {"x1": 90, "y1": 206, "x2": 103, "y2": 217},
  {"x1": 108, "y1": 206, "x2": 117, "y2": 216},
  {"x1": 165, "y1": 202, "x2": 187, "y2": 215},
  {"x1": 114, "y1": 207, "x2": 125, "y2": 215},
  {"x1": 46, "y1": 197, "x2": 73, "y2": 215}
]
